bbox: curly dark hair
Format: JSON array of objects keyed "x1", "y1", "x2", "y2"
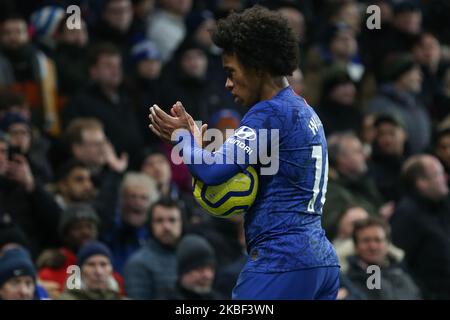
[{"x1": 212, "y1": 5, "x2": 299, "y2": 76}]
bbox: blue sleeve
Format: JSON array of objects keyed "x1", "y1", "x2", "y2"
[
  {"x1": 174, "y1": 102, "x2": 275, "y2": 185},
  {"x1": 175, "y1": 130, "x2": 241, "y2": 185}
]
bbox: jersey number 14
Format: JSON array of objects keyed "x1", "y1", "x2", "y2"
[{"x1": 307, "y1": 145, "x2": 328, "y2": 213}]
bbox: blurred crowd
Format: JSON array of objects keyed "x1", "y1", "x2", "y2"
[{"x1": 0, "y1": 0, "x2": 449, "y2": 300}]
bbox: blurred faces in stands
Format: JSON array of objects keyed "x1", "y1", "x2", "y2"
[
  {"x1": 131, "y1": 40, "x2": 162, "y2": 80},
  {"x1": 120, "y1": 173, "x2": 159, "y2": 227},
  {"x1": 392, "y1": 2, "x2": 422, "y2": 35},
  {"x1": 181, "y1": 47, "x2": 208, "y2": 79},
  {"x1": 66, "y1": 118, "x2": 108, "y2": 169},
  {"x1": 353, "y1": 218, "x2": 389, "y2": 266},
  {"x1": 373, "y1": 114, "x2": 407, "y2": 157},
  {"x1": 337, "y1": 206, "x2": 369, "y2": 241},
  {"x1": 329, "y1": 24, "x2": 357, "y2": 63},
  {"x1": 56, "y1": 18, "x2": 88, "y2": 47},
  {"x1": 150, "y1": 201, "x2": 182, "y2": 247},
  {"x1": 277, "y1": 6, "x2": 305, "y2": 43},
  {"x1": 0, "y1": 17, "x2": 29, "y2": 51},
  {"x1": 89, "y1": 45, "x2": 123, "y2": 91},
  {"x1": 58, "y1": 162, "x2": 96, "y2": 204},
  {"x1": 332, "y1": 133, "x2": 368, "y2": 177},
  {"x1": 103, "y1": 0, "x2": 133, "y2": 33},
  {"x1": 141, "y1": 152, "x2": 172, "y2": 195},
  {"x1": 413, "y1": 33, "x2": 441, "y2": 71},
  {"x1": 403, "y1": 155, "x2": 449, "y2": 201}
]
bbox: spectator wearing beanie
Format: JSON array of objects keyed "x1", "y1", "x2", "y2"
[
  {"x1": 367, "y1": 54, "x2": 431, "y2": 154},
  {"x1": 160, "y1": 234, "x2": 222, "y2": 300},
  {"x1": 37, "y1": 203, "x2": 102, "y2": 299},
  {"x1": 29, "y1": 6, "x2": 66, "y2": 54},
  {"x1": 0, "y1": 247, "x2": 37, "y2": 300},
  {"x1": 59, "y1": 241, "x2": 124, "y2": 300}
]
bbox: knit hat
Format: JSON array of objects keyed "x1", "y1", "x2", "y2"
[
  {"x1": 58, "y1": 203, "x2": 99, "y2": 237},
  {"x1": 176, "y1": 234, "x2": 215, "y2": 276},
  {"x1": 382, "y1": 54, "x2": 417, "y2": 82},
  {"x1": 77, "y1": 241, "x2": 112, "y2": 266},
  {"x1": 0, "y1": 112, "x2": 30, "y2": 132},
  {"x1": 131, "y1": 40, "x2": 162, "y2": 64},
  {"x1": 30, "y1": 6, "x2": 65, "y2": 39},
  {"x1": 186, "y1": 10, "x2": 215, "y2": 34},
  {"x1": 0, "y1": 247, "x2": 36, "y2": 288}
]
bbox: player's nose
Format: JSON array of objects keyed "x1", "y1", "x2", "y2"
[{"x1": 225, "y1": 78, "x2": 233, "y2": 90}]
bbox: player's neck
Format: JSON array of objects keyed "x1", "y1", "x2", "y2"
[{"x1": 259, "y1": 76, "x2": 289, "y2": 101}]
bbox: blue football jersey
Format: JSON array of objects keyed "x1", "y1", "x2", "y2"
[{"x1": 225, "y1": 87, "x2": 339, "y2": 272}]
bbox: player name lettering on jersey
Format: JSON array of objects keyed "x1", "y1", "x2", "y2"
[{"x1": 309, "y1": 115, "x2": 323, "y2": 135}]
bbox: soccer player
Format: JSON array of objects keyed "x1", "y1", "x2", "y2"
[{"x1": 149, "y1": 6, "x2": 339, "y2": 299}]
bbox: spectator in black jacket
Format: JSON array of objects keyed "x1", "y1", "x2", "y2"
[
  {"x1": 345, "y1": 217, "x2": 421, "y2": 300},
  {"x1": 369, "y1": 113, "x2": 408, "y2": 202},
  {"x1": 0, "y1": 134, "x2": 61, "y2": 256},
  {"x1": 161, "y1": 234, "x2": 222, "y2": 300},
  {"x1": 62, "y1": 42, "x2": 144, "y2": 163},
  {"x1": 391, "y1": 154, "x2": 450, "y2": 299},
  {"x1": 53, "y1": 15, "x2": 89, "y2": 98}
]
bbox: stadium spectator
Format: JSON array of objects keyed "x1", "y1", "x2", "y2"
[
  {"x1": 333, "y1": 205, "x2": 404, "y2": 273},
  {"x1": 0, "y1": 247, "x2": 38, "y2": 300},
  {"x1": 391, "y1": 154, "x2": 450, "y2": 299},
  {"x1": 369, "y1": 113, "x2": 408, "y2": 202},
  {"x1": 185, "y1": 10, "x2": 225, "y2": 90},
  {"x1": 59, "y1": 241, "x2": 123, "y2": 300},
  {"x1": 36, "y1": 203, "x2": 100, "y2": 298},
  {"x1": 0, "y1": 111, "x2": 52, "y2": 184},
  {"x1": 332, "y1": 205, "x2": 369, "y2": 272},
  {"x1": 323, "y1": 132, "x2": 386, "y2": 239},
  {"x1": 124, "y1": 199, "x2": 184, "y2": 299},
  {"x1": 316, "y1": 66, "x2": 363, "y2": 136},
  {"x1": 412, "y1": 32, "x2": 447, "y2": 111},
  {"x1": 0, "y1": 13, "x2": 59, "y2": 136},
  {"x1": 128, "y1": 39, "x2": 163, "y2": 144},
  {"x1": 147, "y1": 0, "x2": 192, "y2": 63},
  {"x1": 159, "y1": 38, "x2": 235, "y2": 122},
  {"x1": 345, "y1": 217, "x2": 421, "y2": 300},
  {"x1": 160, "y1": 234, "x2": 222, "y2": 299},
  {"x1": 54, "y1": 160, "x2": 96, "y2": 210},
  {"x1": 29, "y1": 6, "x2": 65, "y2": 55},
  {"x1": 0, "y1": 134, "x2": 60, "y2": 256},
  {"x1": 101, "y1": 172, "x2": 159, "y2": 274},
  {"x1": 62, "y1": 43, "x2": 144, "y2": 160},
  {"x1": 53, "y1": 16, "x2": 90, "y2": 99},
  {"x1": 367, "y1": 54, "x2": 431, "y2": 154},
  {"x1": 90, "y1": 0, "x2": 136, "y2": 62}
]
